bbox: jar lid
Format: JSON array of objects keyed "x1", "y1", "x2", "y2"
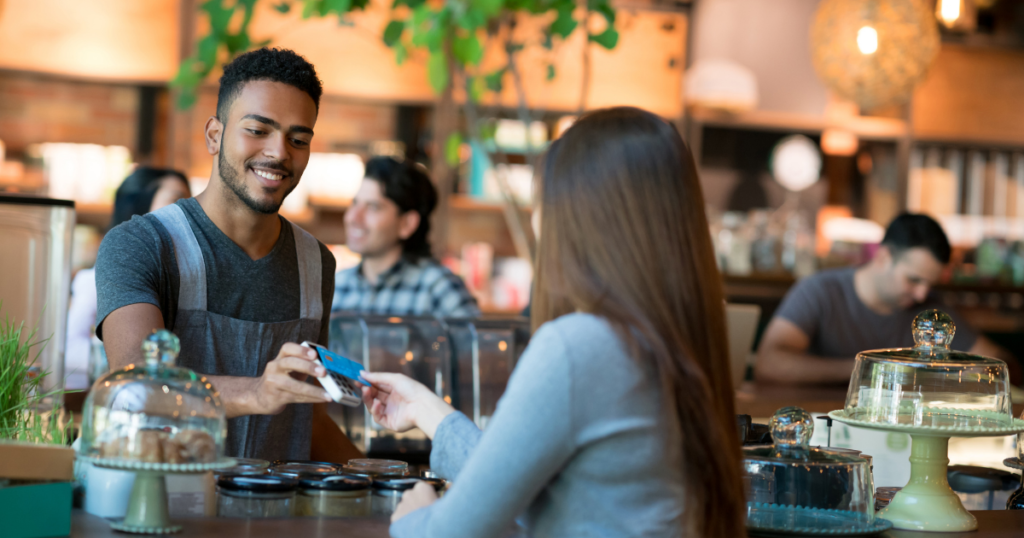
[
  {"x1": 343, "y1": 458, "x2": 409, "y2": 477},
  {"x1": 299, "y1": 474, "x2": 372, "y2": 491},
  {"x1": 217, "y1": 475, "x2": 298, "y2": 492},
  {"x1": 372, "y1": 477, "x2": 423, "y2": 491},
  {"x1": 269, "y1": 460, "x2": 341, "y2": 479},
  {"x1": 743, "y1": 407, "x2": 868, "y2": 465},
  {"x1": 857, "y1": 310, "x2": 1002, "y2": 365},
  {"x1": 234, "y1": 458, "x2": 271, "y2": 469}
]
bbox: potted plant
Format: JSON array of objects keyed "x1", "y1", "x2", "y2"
[{"x1": 0, "y1": 304, "x2": 75, "y2": 538}]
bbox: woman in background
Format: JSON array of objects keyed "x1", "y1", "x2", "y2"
[
  {"x1": 360, "y1": 107, "x2": 746, "y2": 538},
  {"x1": 65, "y1": 167, "x2": 191, "y2": 388}
]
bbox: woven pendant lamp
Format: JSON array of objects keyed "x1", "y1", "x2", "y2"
[{"x1": 810, "y1": 0, "x2": 939, "y2": 112}]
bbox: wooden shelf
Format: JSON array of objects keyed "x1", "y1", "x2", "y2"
[
  {"x1": 449, "y1": 194, "x2": 531, "y2": 213},
  {"x1": 690, "y1": 108, "x2": 908, "y2": 141}
]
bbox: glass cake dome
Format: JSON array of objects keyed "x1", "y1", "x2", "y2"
[
  {"x1": 841, "y1": 310, "x2": 1014, "y2": 430},
  {"x1": 743, "y1": 407, "x2": 875, "y2": 517},
  {"x1": 79, "y1": 330, "x2": 227, "y2": 463}
]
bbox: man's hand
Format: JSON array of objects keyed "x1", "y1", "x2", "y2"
[
  {"x1": 247, "y1": 343, "x2": 333, "y2": 415},
  {"x1": 392, "y1": 481, "x2": 438, "y2": 523}
]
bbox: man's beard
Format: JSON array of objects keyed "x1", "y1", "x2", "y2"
[{"x1": 218, "y1": 139, "x2": 296, "y2": 215}]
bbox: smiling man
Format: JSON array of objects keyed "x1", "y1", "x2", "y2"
[
  {"x1": 756, "y1": 213, "x2": 1022, "y2": 386},
  {"x1": 95, "y1": 48, "x2": 360, "y2": 461}
]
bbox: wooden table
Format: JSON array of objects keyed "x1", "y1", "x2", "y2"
[
  {"x1": 735, "y1": 383, "x2": 1024, "y2": 418},
  {"x1": 72, "y1": 509, "x2": 1024, "y2": 537}
]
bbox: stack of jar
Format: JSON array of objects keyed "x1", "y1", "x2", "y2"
[{"x1": 214, "y1": 458, "x2": 447, "y2": 518}]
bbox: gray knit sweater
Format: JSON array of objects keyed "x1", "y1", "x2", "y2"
[{"x1": 390, "y1": 313, "x2": 685, "y2": 538}]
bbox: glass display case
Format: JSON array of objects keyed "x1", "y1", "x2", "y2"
[
  {"x1": 79, "y1": 330, "x2": 227, "y2": 464},
  {"x1": 743, "y1": 407, "x2": 877, "y2": 525},
  {"x1": 829, "y1": 310, "x2": 1024, "y2": 531},
  {"x1": 328, "y1": 314, "x2": 530, "y2": 456},
  {"x1": 841, "y1": 310, "x2": 1013, "y2": 429},
  {"x1": 446, "y1": 318, "x2": 530, "y2": 428}
]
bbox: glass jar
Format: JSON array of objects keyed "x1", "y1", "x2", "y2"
[
  {"x1": 295, "y1": 475, "x2": 372, "y2": 517},
  {"x1": 216, "y1": 475, "x2": 297, "y2": 518},
  {"x1": 743, "y1": 407, "x2": 875, "y2": 517},
  {"x1": 269, "y1": 460, "x2": 342, "y2": 480},
  {"x1": 215, "y1": 458, "x2": 270, "y2": 480},
  {"x1": 371, "y1": 477, "x2": 446, "y2": 516},
  {"x1": 371, "y1": 478, "x2": 422, "y2": 517},
  {"x1": 342, "y1": 458, "x2": 409, "y2": 480}
]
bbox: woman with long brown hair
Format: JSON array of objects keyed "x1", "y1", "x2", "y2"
[{"x1": 359, "y1": 106, "x2": 747, "y2": 537}]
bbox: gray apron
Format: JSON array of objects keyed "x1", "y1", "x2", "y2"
[{"x1": 153, "y1": 204, "x2": 322, "y2": 461}]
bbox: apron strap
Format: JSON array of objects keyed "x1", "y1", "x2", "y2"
[
  {"x1": 290, "y1": 221, "x2": 323, "y2": 321},
  {"x1": 152, "y1": 204, "x2": 208, "y2": 312}
]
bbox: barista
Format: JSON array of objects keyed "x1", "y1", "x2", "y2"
[
  {"x1": 756, "y1": 213, "x2": 1022, "y2": 386},
  {"x1": 95, "y1": 48, "x2": 361, "y2": 462}
]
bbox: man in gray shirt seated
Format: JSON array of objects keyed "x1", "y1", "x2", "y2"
[{"x1": 757, "y1": 213, "x2": 1021, "y2": 386}]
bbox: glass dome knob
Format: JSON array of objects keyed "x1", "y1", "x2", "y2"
[
  {"x1": 142, "y1": 329, "x2": 181, "y2": 366},
  {"x1": 912, "y1": 309, "x2": 955, "y2": 350},
  {"x1": 769, "y1": 406, "x2": 813, "y2": 448}
]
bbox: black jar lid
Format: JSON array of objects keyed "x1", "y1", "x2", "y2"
[
  {"x1": 217, "y1": 475, "x2": 298, "y2": 492},
  {"x1": 299, "y1": 474, "x2": 372, "y2": 492},
  {"x1": 372, "y1": 477, "x2": 426, "y2": 492},
  {"x1": 269, "y1": 460, "x2": 342, "y2": 479}
]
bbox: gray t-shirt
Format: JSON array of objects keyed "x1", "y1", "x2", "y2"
[
  {"x1": 774, "y1": 267, "x2": 977, "y2": 359},
  {"x1": 95, "y1": 197, "x2": 335, "y2": 345}
]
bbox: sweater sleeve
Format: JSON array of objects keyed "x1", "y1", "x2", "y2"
[
  {"x1": 429, "y1": 411, "x2": 482, "y2": 480},
  {"x1": 390, "y1": 323, "x2": 575, "y2": 538}
]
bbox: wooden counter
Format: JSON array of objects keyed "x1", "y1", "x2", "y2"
[{"x1": 71, "y1": 509, "x2": 1024, "y2": 537}]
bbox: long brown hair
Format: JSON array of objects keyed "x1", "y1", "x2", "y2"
[{"x1": 531, "y1": 107, "x2": 746, "y2": 537}]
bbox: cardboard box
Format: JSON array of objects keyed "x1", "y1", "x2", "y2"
[{"x1": 0, "y1": 441, "x2": 74, "y2": 481}]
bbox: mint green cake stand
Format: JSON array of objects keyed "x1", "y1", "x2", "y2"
[
  {"x1": 829, "y1": 409, "x2": 1024, "y2": 532},
  {"x1": 79, "y1": 456, "x2": 235, "y2": 534}
]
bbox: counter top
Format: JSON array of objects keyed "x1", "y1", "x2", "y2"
[{"x1": 71, "y1": 509, "x2": 1023, "y2": 537}]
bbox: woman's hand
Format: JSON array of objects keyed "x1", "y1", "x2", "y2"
[
  {"x1": 359, "y1": 372, "x2": 455, "y2": 439},
  {"x1": 391, "y1": 481, "x2": 438, "y2": 523}
]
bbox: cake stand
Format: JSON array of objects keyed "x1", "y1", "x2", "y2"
[
  {"x1": 828, "y1": 408, "x2": 1024, "y2": 532},
  {"x1": 78, "y1": 456, "x2": 235, "y2": 534}
]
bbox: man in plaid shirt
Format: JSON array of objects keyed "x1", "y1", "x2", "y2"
[{"x1": 332, "y1": 156, "x2": 481, "y2": 318}]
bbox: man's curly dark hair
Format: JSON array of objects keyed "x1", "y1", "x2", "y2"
[{"x1": 216, "y1": 47, "x2": 323, "y2": 121}]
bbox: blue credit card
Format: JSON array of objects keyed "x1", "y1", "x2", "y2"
[{"x1": 313, "y1": 346, "x2": 367, "y2": 384}]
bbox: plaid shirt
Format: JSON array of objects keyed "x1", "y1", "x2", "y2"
[{"x1": 332, "y1": 257, "x2": 481, "y2": 318}]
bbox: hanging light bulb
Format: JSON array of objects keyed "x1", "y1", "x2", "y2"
[
  {"x1": 938, "y1": 0, "x2": 961, "y2": 26},
  {"x1": 856, "y1": 26, "x2": 878, "y2": 55}
]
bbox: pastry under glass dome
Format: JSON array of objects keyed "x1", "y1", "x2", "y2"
[
  {"x1": 80, "y1": 329, "x2": 227, "y2": 465},
  {"x1": 838, "y1": 310, "x2": 1014, "y2": 431}
]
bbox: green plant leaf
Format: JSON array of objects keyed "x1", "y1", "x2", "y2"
[
  {"x1": 393, "y1": 0, "x2": 426, "y2": 7},
  {"x1": 395, "y1": 42, "x2": 409, "y2": 65},
  {"x1": 383, "y1": 20, "x2": 405, "y2": 47},
  {"x1": 589, "y1": 27, "x2": 618, "y2": 49},
  {"x1": 479, "y1": 119, "x2": 498, "y2": 141},
  {"x1": 445, "y1": 132, "x2": 463, "y2": 165},
  {"x1": 470, "y1": 0, "x2": 503, "y2": 17},
  {"x1": 301, "y1": 0, "x2": 321, "y2": 18},
  {"x1": 541, "y1": 30, "x2": 553, "y2": 50},
  {"x1": 325, "y1": 0, "x2": 352, "y2": 14},
  {"x1": 456, "y1": 10, "x2": 487, "y2": 31},
  {"x1": 201, "y1": 0, "x2": 234, "y2": 34},
  {"x1": 549, "y1": 4, "x2": 577, "y2": 38},
  {"x1": 196, "y1": 34, "x2": 220, "y2": 67},
  {"x1": 273, "y1": 1, "x2": 292, "y2": 13},
  {"x1": 428, "y1": 51, "x2": 449, "y2": 93},
  {"x1": 546, "y1": 63, "x2": 555, "y2": 80},
  {"x1": 484, "y1": 68, "x2": 505, "y2": 92},
  {"x1": 589, "y1": 0, "x2": 615, "y2": 23},
  {"x1": 452, "y1": 34, "x2": 483, "y2": 65}
]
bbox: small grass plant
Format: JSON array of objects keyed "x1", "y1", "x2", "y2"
[{"x1": 0, "y1": 302, "x2": 71, "y2": 445}]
